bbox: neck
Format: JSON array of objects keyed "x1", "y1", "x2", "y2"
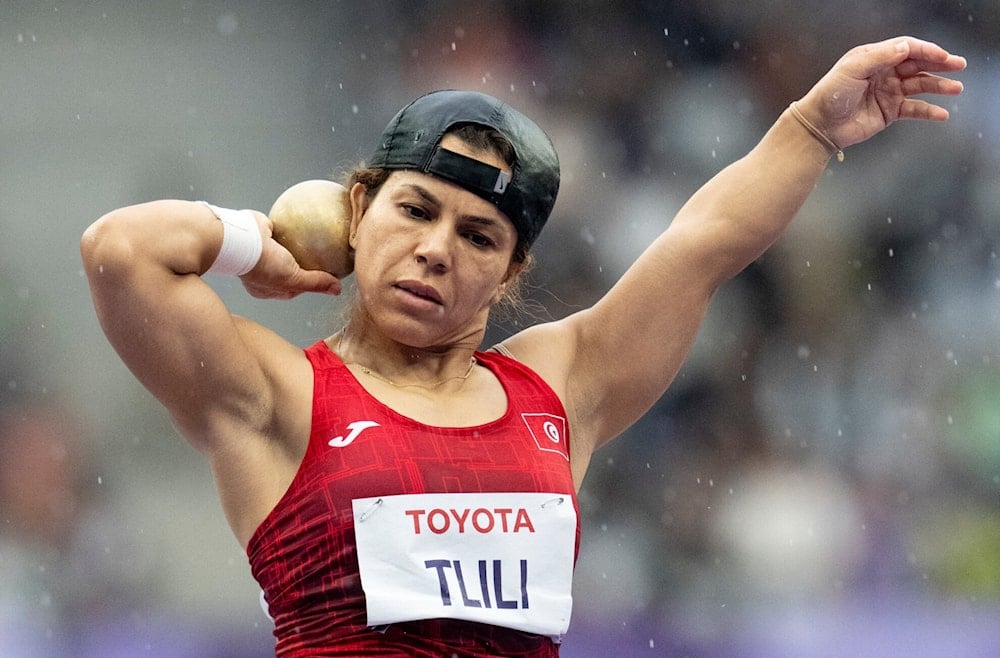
[{"x1": 335, "y1": 323, "x2": 480, "y2": 390}]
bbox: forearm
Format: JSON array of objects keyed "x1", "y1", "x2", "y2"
[
  {"x1": 81, "y1": 199, "x2": 236, "y2": 279},
  {"x1": 671, "y1": 105, "x2": 833, "y2": 284}
]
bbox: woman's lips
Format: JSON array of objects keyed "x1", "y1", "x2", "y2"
[{"x1": 394, "y1": 281, "x2": 443, "y2": 305}]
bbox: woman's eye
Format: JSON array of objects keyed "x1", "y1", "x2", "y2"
[
  {"x1": 403, "y1": 204, "x2": 429, "y2": 220},
  {"x1": 466, "y1": 232, "x2": 495, "y2": 248}
]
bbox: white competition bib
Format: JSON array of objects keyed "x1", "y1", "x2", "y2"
[{"x1": 353, "y1": 492, "x2": 576, "y2": 639}]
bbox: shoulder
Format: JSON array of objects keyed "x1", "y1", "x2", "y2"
[{"x1": 492, "y1": 319, "x2": 583, "y2": 416}]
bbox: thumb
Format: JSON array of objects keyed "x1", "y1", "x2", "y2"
[
  {"x1": 846, "y1": 37, "x2": 911, "y2": 80},
  {"x1": 294, "y1": 269, "x2": 343, "y2": 295}
]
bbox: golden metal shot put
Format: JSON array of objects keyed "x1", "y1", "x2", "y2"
[{"x1": 268, "y1": 179, "x2": 354, "y2": 278}]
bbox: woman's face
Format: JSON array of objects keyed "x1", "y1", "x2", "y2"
[{"x1": 349, "y1": 135, "x2": 519, "y2": 349}]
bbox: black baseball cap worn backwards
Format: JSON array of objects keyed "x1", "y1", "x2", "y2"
[{"x1": 369, "y1": 90, "x2": 560, "y2": 248}]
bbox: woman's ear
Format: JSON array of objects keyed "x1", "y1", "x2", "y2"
[
  {"x1": 492, "y1": 262, "x2": 523, "y2": 304},
  {"x1": 493, "y1": 281, "x2": 508, "y2": 305},
  {"x1": 348, "y1": 182, "x2": 369, "y2": 249}
]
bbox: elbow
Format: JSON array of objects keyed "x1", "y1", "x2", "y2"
[{"x1": 80, "y1": 208, "x2": 140, "y2": 279}]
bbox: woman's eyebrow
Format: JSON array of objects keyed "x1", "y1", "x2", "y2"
[{"x1": 399, "y1": 183, "x2": 441, "y2": 207}]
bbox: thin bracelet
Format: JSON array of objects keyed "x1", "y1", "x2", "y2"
[{"x1": 789, "y1": 101, "x2": 845, "y2": 162}]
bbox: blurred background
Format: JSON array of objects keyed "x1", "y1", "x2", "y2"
[{"x1": 2, "y1": 1, "x2": 998, "y2": 656}]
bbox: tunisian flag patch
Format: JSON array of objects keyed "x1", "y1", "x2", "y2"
[{"x1": 521, "y1": 413, "x2": 569, "y2": 461}]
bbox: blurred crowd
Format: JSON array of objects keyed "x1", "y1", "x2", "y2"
[{"x1": 2, "y1": 1, "x2": 998, "y2": 656}]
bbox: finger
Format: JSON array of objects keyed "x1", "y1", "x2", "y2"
[
  {"x1": 900, "y1": 72, "x2": 965, "y2": 98},
  {"x1": 292, "y1": 269, "x2": 342, "y2": 295},
  {"x1": 897, "y1": 54, "x2": 968, "y2": 77},
  {"x1": 896, "y1": 37, "x2": 967, "y2": 70},
  {"x1": 896, "y1": 98, "x2": 951, "y2": 122},
  {"x1": 847, "y1": 37, "x2": 964, "y2": 81}
]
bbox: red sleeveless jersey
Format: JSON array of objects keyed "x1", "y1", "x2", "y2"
[{"x1": 247, "y1": 340, "x2": 579, "y2": 657}]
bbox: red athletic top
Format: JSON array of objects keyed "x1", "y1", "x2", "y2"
[{"x1": 247, "y1": 340, "x2": 579, "y2": 657}]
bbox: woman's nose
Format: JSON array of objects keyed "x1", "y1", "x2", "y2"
[{"x1": 413, "y1": 221, "x2": 455, "y2": 272}]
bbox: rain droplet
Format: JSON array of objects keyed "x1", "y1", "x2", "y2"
[{"x1": 217, "y1": 13, "x2": 238, "y2": 36}]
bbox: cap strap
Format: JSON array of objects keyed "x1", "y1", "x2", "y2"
[{"x1": 425, "y1": 147, "x2": 511, "y2": 203}]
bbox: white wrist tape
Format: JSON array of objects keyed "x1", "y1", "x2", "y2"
[{"x1": 201, "y1": 202, "x2": 263, "y2": 276}]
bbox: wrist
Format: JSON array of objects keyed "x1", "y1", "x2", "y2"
[
  {"x1": 788, "y1": 102, "x2": 844, "y2": 162},
  {"x1": 200, "y1": 202, "x2": 264, "y2": 276}
]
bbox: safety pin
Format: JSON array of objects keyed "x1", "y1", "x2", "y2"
[
  {"x1": 358, "y1": 498, "x2": 383, "y2": 522},
  {"x1": 541, "y1": 496, "x2": 565, "y2": 509}
]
